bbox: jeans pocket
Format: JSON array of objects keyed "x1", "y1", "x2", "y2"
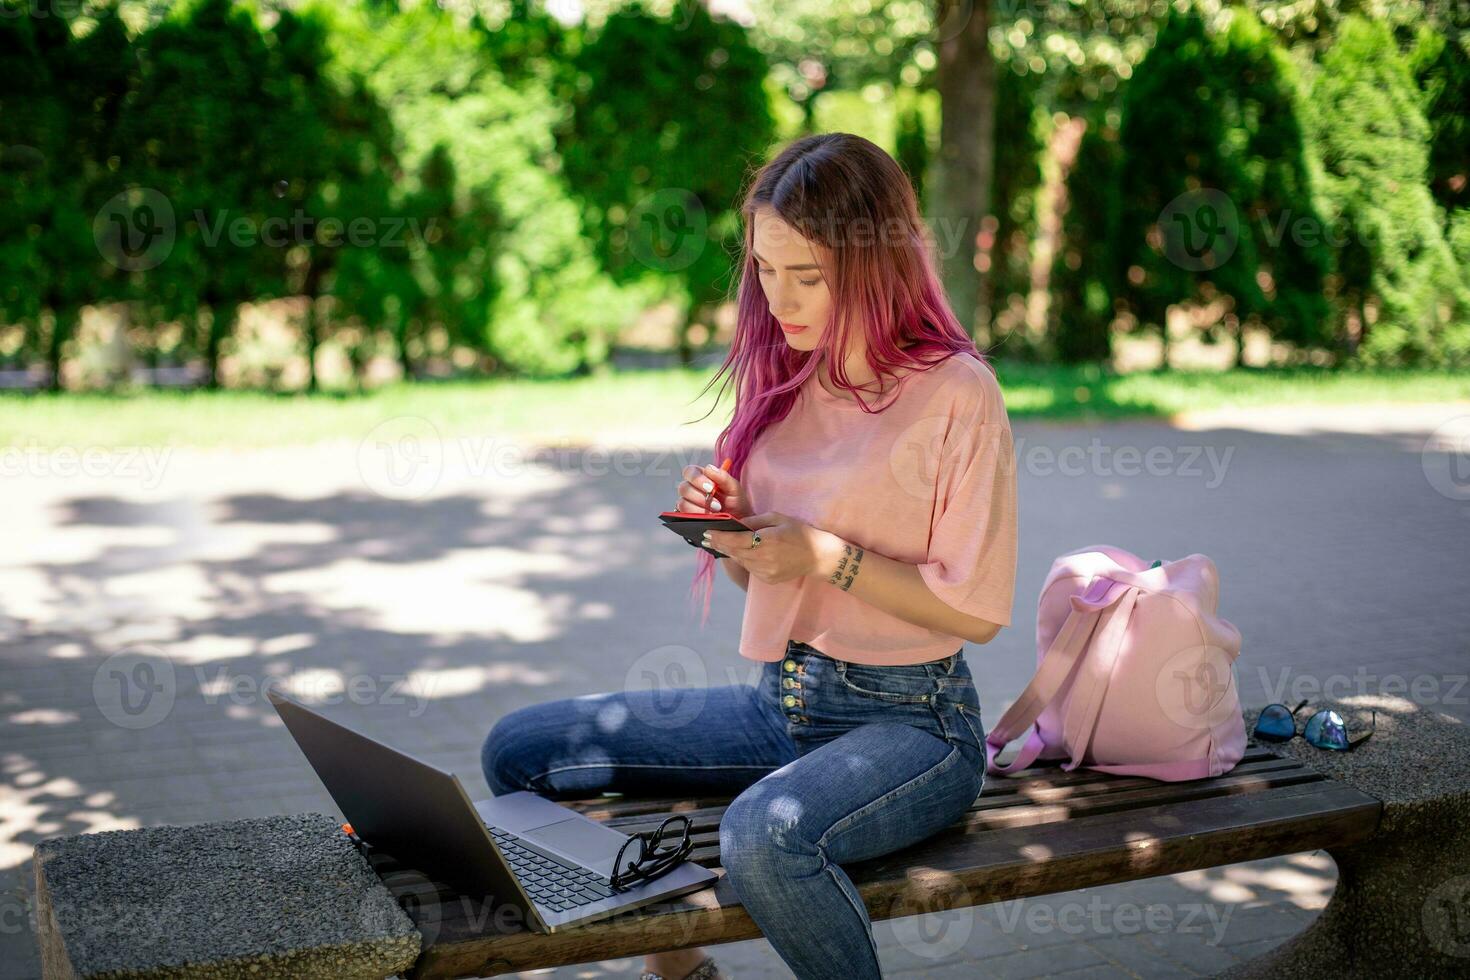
[
  {"x1": 955, "y1": 702, "x2": 986, "y2": 749},
  {"x1": 832, "y1": 660, "x2": 936, "y2": 703}
]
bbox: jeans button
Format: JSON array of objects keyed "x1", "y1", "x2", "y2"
[
  {"x1": 783, "y1": 694, "x2": 796, "y2": 707},
  {"x1": 782, "y1": 677, "x2": 797, "y2": 689},
  {"x1": 783, "y1": 659, "x2": 797, "y2": 672}
]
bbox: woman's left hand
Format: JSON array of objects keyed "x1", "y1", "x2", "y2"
[{"x1": 704, "y1": 512, "x2": 841, "y2": 585}]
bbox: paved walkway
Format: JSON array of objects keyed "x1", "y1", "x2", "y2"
[{"x1": 3, "y1": 402, "x2": 1468, "y2": 978}]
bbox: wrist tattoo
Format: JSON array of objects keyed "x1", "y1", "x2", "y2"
[{"x1": 828, "y1": 543, "x2": 864, "y2": 591}]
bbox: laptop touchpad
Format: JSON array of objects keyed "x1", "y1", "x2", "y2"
[{"x1": 524, "y1": 817, "x2": 626, "y2": 863}]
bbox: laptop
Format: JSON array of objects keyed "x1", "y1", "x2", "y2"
[{"x1": 266, "y1": 689, "x2": 718, "y2": 934}]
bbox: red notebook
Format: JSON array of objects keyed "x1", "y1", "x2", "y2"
[{"x1": 659, "y1": 510, "x2": 754, "y2": 559}]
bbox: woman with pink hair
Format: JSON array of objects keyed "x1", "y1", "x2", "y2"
[{"x1": 484, "y1": 133, "x2": 1018, "y2": 980}]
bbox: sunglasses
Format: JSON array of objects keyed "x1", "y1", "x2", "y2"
[
  {"x1": 610, "y1": 814, "x2": 695, "y2": 892},
  {"x1": 1253, "y1": 698, "x2": 1376, "y2": 751}
]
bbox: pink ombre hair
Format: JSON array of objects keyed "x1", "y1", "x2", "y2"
[{"x1": 687, "y1": 132, "x2": 995, "y2": 626}]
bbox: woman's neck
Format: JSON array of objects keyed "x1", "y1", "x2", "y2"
[{"x1": 818, "y1": 342, "x2": 918, "y2": 399}]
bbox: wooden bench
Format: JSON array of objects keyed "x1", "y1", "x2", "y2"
[
  {"x1": 374, "y1": 744, "x2": 1381, "y2": 978},
  {"x1": 34, "y1": 697, "x2": 1469, "y2": 978}
]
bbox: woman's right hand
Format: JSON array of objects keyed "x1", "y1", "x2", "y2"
[{"x1": 677, "y1": 462, "x2": 753, "y2": 520}]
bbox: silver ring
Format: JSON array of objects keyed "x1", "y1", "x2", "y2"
[{"x1": 749, "y1": 532, "x2": 762, "y2": 549}]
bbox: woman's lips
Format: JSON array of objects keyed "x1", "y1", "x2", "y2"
[{"x1": 779, "y1": 321, "x2": 807, "y2": 333}]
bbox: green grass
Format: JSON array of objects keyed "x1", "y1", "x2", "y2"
[{"x1": 2, "y1": 363, "x2": 1467, "y2": 450}]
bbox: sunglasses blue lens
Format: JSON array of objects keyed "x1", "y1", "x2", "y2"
[
  {"x1": 1304, "y1": 709, "x2": 1349, "y2": 750},
  {"x1": 1255, "y1": 703, "x2": 1296, "y2": 739}
]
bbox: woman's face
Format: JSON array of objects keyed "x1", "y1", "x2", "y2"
[{"x1": 751, "y1": 208, "x2": 831, "y2": 352}]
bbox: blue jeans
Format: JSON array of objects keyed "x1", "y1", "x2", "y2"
[{"x1": 480, "y1": 639, "x2": 988, "y2": 980}]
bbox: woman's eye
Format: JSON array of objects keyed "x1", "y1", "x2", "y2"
[{"x1": 799, "y1": 279, "x2": 818, "y2": 287}]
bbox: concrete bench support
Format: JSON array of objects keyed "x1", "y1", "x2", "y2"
[
  {"x1": 33, "y1": 812, "x2": 420, "y2": 980},
  {"x1": 1222, "y1": 697, "x2": 1470, "y2": 978}
]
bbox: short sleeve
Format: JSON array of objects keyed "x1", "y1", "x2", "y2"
[{"x1": 916, "y1": 418, "x2": 1018, "y2": 629}]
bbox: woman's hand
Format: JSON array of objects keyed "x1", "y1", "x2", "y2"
[
  {"x1": 677, "y1": 462, "x2": 753, "y2": 520},
  {"x1": 704, "y1": 512, "x2": 843, "y2": 585}
]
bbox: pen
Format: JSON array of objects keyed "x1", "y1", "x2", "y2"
[{"x1": 703, "y1": 457, "x2": 732, "y2": 511}]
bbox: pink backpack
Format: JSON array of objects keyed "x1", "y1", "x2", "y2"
[{"x1": 984, "y1": 545, "x2": 1246, "y2": 782}]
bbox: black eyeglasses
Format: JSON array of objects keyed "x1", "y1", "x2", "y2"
[
  {"x1": 610, "y1": 815, "x2": 694, "y2": 892},
  {"x1": 1253, "y1": 699, "x2": 1376, "y2": 751}
]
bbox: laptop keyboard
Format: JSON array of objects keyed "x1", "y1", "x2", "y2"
[{"x1": 487, "y1": 824, "x2": 619, "y2": 912}]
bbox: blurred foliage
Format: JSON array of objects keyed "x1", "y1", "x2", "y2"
[
  {"x1": 2, "y1": 0, "x2": 1469, "y2": 390},
  {"x1": 556, "y1": 0, "x2": 774, "y2": 364},
  {"x1": 1303, "y1": 13, "x2": 1470, "y2": 366},
  {"x1": 1112, "y1": 6, "x2": 1331, "y2": 364}
]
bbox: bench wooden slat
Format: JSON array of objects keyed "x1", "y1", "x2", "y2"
[
  {"x1": 596, "y1": 755, "x2": 1311, "y2": 839},
  {"x1": 372, "y1": 756, "x2": 1324, "y2": 907},
  {"x1": 552, "y1": 746, "x2": 1287, "y2": 821},
  {"x1": 531, "y1": 750, "x2": 1298, "y2": 842},
  {"x1": 403, "y1": 778, "x2": 1378, "y2": 979}
]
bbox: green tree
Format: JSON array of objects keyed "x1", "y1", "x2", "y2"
[
  {"x1": 324, "y1": 0, "x2": 630, "y2": 377},
  {"x1": 1410, "y1": 26, "x2": 1470, "y2": 214},
  {"x1": 268, "y1": 5, "x2": 401, "y2": 392},
  {"x1": 558, "y1": 1, "x2": 774, "y2": 366},
  {"x1": 1050, "y1": 105, "x2": 1123, "y2": 365},
  {"x1": 116, "y1": 0, "x2": 294, "y2": 388},
  {"x1": 1111, "y1": 6, "x2": 1330, "y2": 368},
  {"x1": 1306, "y1": 13, "x2": 1470, "y2": 365}
]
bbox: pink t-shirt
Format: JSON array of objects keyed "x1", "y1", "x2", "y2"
[{"x1": 737, "y1": 351, "x2": 1018, "y2": 665}]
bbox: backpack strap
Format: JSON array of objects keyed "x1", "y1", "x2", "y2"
[
  {"x1": 1058, "y1": 584, "x2": 1139, "y2": 772},
  {"x1": 985, "y1": 577, "x2": 1133, "y2": 776}
]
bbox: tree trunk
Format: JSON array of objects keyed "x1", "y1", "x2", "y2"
[
  {"x1": 46, "y1": 308, "x2": 75, "y2": 393},
  {"x1": 305, "y1": 297, "x2": 320, "y2": 393},
  {"x1": 677, "y1": 302, "x2": 696, "y2": 368},
  {"x1": 932, "y1": 0, "x2": 995, "y2": 338},
  {"x1": 203, "y1": 306, "x2": 227, "y2": 391},
  {"x1": 396, "y1": 318, "x2": 415, "y2": 382}
]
